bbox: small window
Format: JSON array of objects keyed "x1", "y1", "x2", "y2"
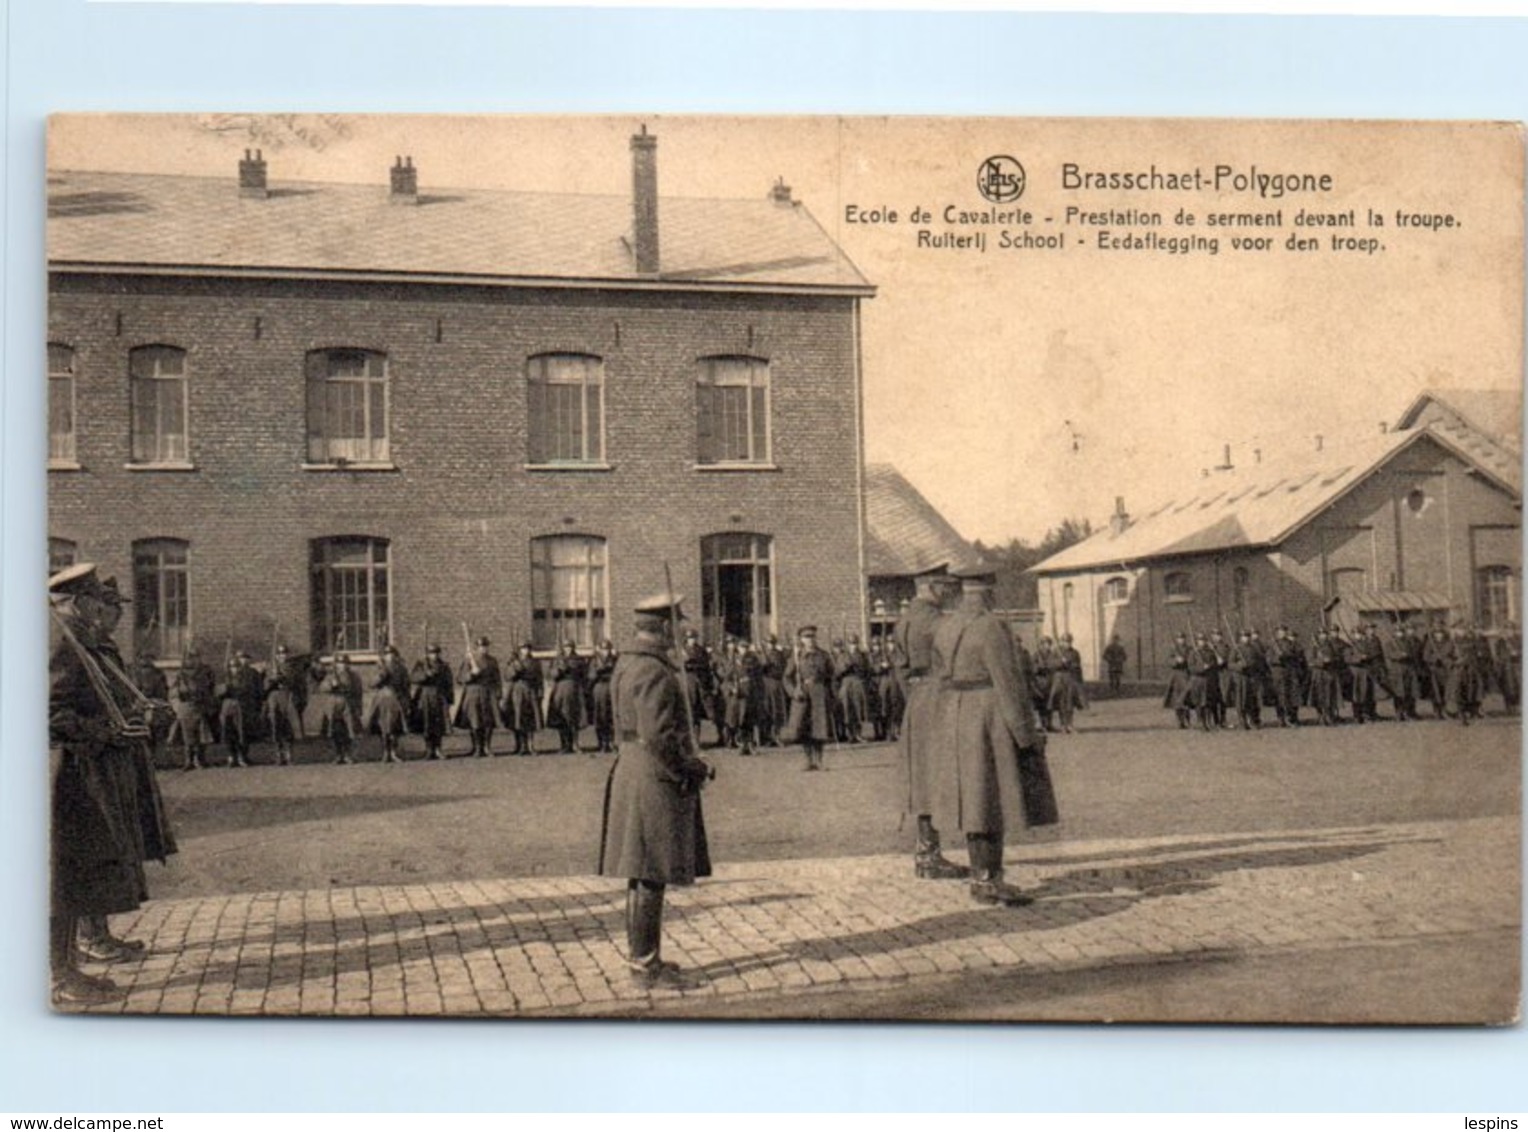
[
  {"x1": 133, "y1": 538, "x2": 191, "y2": 661},
  {"x1": 48, "y1": 344, "x2": 77, "y2": 465},
  {"x1": 311, "y1": 537, "x2": 391, "y2": 653},
  {"x1": 48, "y1": 537, "x2": 78, "y2": 577},
  {"x1": 530, "y1": 535, "x2": 608, "y2": 650},
  {"x1": 1103, "y1": 576, "x2": 1129, "y2": 604},
  {"x1": 1164, "y1": 571, "x2": 1193, "y2": 602},
  {"x1": 697, "y1": 356, "x2": 770, "y2": 465},
  {"x1": 1406, "y1": 488, "x2": 1428, "y2": 514},
  {"x1": 307, "y1": 349, "x2": 390, "y2": 464},
  {"x1": 129, "y1": 346, "x2": 189, "y2": 464},
  {"x1": 1477, "y1": 565, "x2": 1517, "y2": 632},
  {"x1": 528, "y1": 354, "x2": 604, "y2": 464}
]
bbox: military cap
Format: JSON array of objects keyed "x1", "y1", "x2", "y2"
[
  {"x1": 236, "y1": 649, "x2": 251, "y2": 660},
  {"x1": 99, "y1": 577, "x2": 132, "y2": 605},
  {"x1": 48, "y1": 561, "x2": 100, "y2": 595},
  {"x1": 600, "y1": 639, "x2": 614, "y2": 649},
  {"x1": 634, "y1": 592, "x2": 685, "y2": 630},
  {"x1": 474, "y1": 635, "x2": 491, "y2": 648},
  {"x1": 335, "y1": 652, "x2": 351, "y2": 663},
  {"x1": 383, "y1": 643, "x2": 400, "y2": 654},
  {"x1": 426, "y1": 644, "x2": 442, "y2": 654},
  {"x1": 798, "y1": 625, "x2": 818, "y2": 637},
  {"x1": 275, "y1": 644, "x2": 290, "y2": 655},
  {"x1": 950, "y1": 561, "x2": 997, "y2": 585}
]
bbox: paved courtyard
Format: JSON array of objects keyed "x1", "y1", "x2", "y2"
[{"x1": 74, "y1": 813, "x2": 1519, "y2": 1023}]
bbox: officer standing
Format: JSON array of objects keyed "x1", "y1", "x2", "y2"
[
  {"x1": 1163, "y1": 633, "x2": 1193, "y2": 728},
  {"x1": 784, "y1": 626, "x2": 835, "y2": 771},
  {"x1": 367, "y1": 643, "x2": 412, "y2": 763},
  {"x1": 892, "y1": 567, "x2": 965, "y2": 880},
  {"x1": 589, "y1": 640, "x2": 619, "y2": 753},
  {"x1": 263, "y1": 644, "x2": 309, "y2": 766},
  {"x1": 929, "y1": 564, "x2": 1058, "y2": 906},
  {"x1": 597, "y1": 592, "x2": 712, "y2": 989},
  {"x1": 170, "y1": 646, "x2": 217, "y2": 771},
  {"x1": 410, "y1": 644, "x2": 455, "y2": 760}
]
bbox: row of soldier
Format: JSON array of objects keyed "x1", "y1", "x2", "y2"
[
  {"x1": 1160, "y1": 620, "x2": 1522, "y2": 731},
  {"x1": 133, "y1": 628, "x2": 921, "y2": 769}
]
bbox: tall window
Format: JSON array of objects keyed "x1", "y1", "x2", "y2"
[
  {"x1": 697, "y1": 356, "x2": 770, "y2": 465},
  {"x1": 129, "y1": 345, "x2": 189, "y2": 464},
  {"x1": 1164, "y1": 572, "x2": 1193, "y2": 602},
  {"x1": 1103, "y1": 576, "x2": 1129, "y2": 604},
  {"x1": 306, "y1": 349, "x2": 389, "y2": 464},
  {"x1": 311, "y1": 537, "x2": 391, "y2": 653},
  {"x1": 48, "y1": 344, "x2": 76, "y2": 464},
  {"x1": 1232, "y1": 566, "x2": 1251, "y2": 620},
  {"x1": 1477, "y1": 566, "x2": 1518, "y2": 632},
  {"x1": 701, "y1": 533, "x2": 774, "y2": 643},
  {"x1": 133, "y1": 538, "x2": 190, "y2": 661},
  {"x1": 48, "y1": 537, "x2": 78, "y2": 576},
  {"x1": 528, "y1": 354, "x2": 603, "y2": 464},
  {"x1": 530, "y1": 535, "x2": 607, "y2": 649}
]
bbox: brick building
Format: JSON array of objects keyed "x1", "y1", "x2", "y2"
[
  {"x1": 1030, "y1": 422, "x2": 1522, "y2": 682},
  {"x1": 47, "y1": 131, "x2": 875, "y2": 667}
]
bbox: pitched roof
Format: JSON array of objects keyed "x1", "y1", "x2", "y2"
[
  {"x1": 864, "y1": 463, "x2": 973, "y2": 577},
  {"x1": 46, "y1": 169, "x2": 873, "y2": 295},
  {"x1": 1397, "y1": 388, "x2": 1522, "y2": 451},
  {"x1": 1032, "y1": 427, "x2": 1521, "y2": 576}
]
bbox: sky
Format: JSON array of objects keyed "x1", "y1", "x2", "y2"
[{"x1": 48, "y1": 113, "x2": 1524, "y2": 543}]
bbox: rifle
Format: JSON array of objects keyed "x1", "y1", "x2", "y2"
[
  {"x1": 664, "y1": 561, "x2": 703, "y2": 760},
  {"x1": 462, "y1": 621, "x2": 477, "y2": 673}
]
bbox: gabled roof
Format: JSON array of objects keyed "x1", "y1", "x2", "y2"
[
  {"x1": 46, "y1": 169, "x2": 874, "y2": 295},
  {"x1": 1397, "y1": 388, "x2": 1522, "y2": 451},
  {"x1": 1032, "y1": 426, "x2": 1521, "y2": 576},
  {"x1": 864, "y1": 463, "x2": 973, "y2": 577}
]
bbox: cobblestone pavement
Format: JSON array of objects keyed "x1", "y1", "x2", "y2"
[{"x1": 71, "y1": 815, "x2": 1519, "y2": 1022}]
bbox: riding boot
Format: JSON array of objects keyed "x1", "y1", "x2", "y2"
[
  {"x1": 627, "y1": 881, "x2": 678, "y2": 986},
  {"x1": 967, "y1": 834, "x2": 1033, "y2": 906},
  {"x1": 915, "y1": 815, "x2": 969, "y2": 879}
]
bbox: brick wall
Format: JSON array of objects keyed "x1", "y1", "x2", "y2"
[{"x1": 49, "y1": 273, "x2": 867, "y2": 663}]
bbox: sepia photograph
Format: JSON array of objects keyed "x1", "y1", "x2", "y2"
[{"x1": 44, "y1": 112, "x2": 1522, "y2": 1024}]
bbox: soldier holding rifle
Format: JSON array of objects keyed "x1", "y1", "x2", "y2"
[{"x1": 456, "y1": 632, "x2": 502, "y2": 758}]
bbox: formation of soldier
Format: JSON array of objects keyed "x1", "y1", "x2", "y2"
[{"x1": 1162, "y1": 620, "x2": 1520, "y2": 730}]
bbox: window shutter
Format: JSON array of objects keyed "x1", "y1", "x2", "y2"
[
  {"x1": 305, "y1": 353, "x2": 327, "y2": 462},
  {"x1": 696, "y1": 383, "x2": 716, "y2": 465}
]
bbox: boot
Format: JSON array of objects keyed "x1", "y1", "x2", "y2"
[
  {"x1": 967, "y1": 835, "x2": 1033, "y2": 907},
  {"x1": 915, "y1": 816, "x2": 970, "y2": 879},
  {"x1": 277, "y1": 744, "x2": 292, "y2": 767}
]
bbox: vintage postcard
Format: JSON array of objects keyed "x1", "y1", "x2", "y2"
[{"x1": 45, "y1": 114, "x2": 1522, "y2": 1022}]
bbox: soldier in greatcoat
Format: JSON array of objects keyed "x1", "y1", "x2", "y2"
[
  {"x1": 1186, "y1": 633, "x2": 1224, "y2": 732},
  {"x1": 892, "y1": 567, "x2": 965, "y2": 880},
  {"x1": 262, "y1": 645, "x2": 309, "y2": 766},
  {"x1": 871, "y1": 637, "x2": 905, "y2": 743},
  {"x1": 1269, "y1": 627, "x2": 1305, "y2": 726},
  {"x1": 929, "y1": 564, "x2": 1058, "y2": 906},
  {"x1": 131, "y1": 649, "x2": 171, "y2": 770},
  {"x1": 500, "y1": 643, "x2": 543, "y2": 755},
  {"x1": 1422, "y1": 624, "x2": 1452, "y2": 719},
  {"x1": 784, "y1": 626, "x2": 835, "y2": 771},
  {"x1": 547, "y1": 641, "x2": 588, "y2": 754},
  {"x1": 366, "y1": 644, "x2": 412, "y2": 763},
  {"x1": 1494, "y1": 621, "x2": 1521, "y2": 715},
  {"x1": 216, "y1": 651, "x2": 263, "y2": 768},
  {"x1": 49, "y1": 565, "x2": 176, "y2": 1005},
  {"x1": 1445, "y1": 625, "x2": 1486, "y2": 724},
  {"x1": 679, "y1": 629, "x2": 717, "y2": 746},
  {"x1": 1102, "y1": 634, "x2": 1128, "y2": 696},
  {"x1": 1030, "y1": 636, "x2": 1058, "y2": 731},
  {"x1": 1048, "y1": 633, "x2": 1085, "y2": 734},
  {"x1": 1309, "y1": 629, "x2": 1346, "y2": 725},
  {"x1": 597, "y1": 593, "x2": 712, "y2": 989},
  {"x1": 835, "y1": 633, "x2": 872, "y2": 744},
  {"x1": 456, "y1": 636, "x2": 502, "y2": 757},
  {"x1": 1163, "y1": 633, "x2": 1193, "y2": 728},
  {"x1": 588, "y1": 640, "x2": 619, "y2": 753},
  {"x1": 1384, "y1": 624, "x2": 1423, "y2": 721},
  {"x1": 1347, "y1": 624, "x2": 1387, "y2": 723},
  {"x1": 316, "y1": 653, "x2": 364, "y2": 763},
  {"x1": 722, "y1": 642, "x2": 763, "y2": 755},
  {"x1": 409, "y1": 645, "x2": 455, "y2": 760},
  {"x1": 168, "y1": 646, "x2": 216, "y2": 771},
  {"x1": 759, "y1": 634, "x2": 790, "y2": 747},
  {"x1": 1227, "y1": 630, "x2": 1261, "y2": 730}
]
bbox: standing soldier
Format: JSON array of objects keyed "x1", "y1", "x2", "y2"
[
  {"x1": 589, "y1": 640, "x2": 619, "y2": 753},
  {"x1": 49, "y1": 565, "x2": 176, "y2": 1005},
  {"x1": 597, "y1": 592, "x2": 713, "y2": 989},
  {"x1": 1049, "y1": 633, "x2": 1085, "y2": 734},
  {"x1": 366, "y1": 643, "x2": 412, "y2": 763},
  {"x1": 713, "y1": 640, "x2": 739, "y2": 748},
  {"x1": 1348, "y1": 624, "x2": 1386, "y2": 724},
  {"x1": 1207, "y1": 630, "x2": 1232, "y2": 729},
  {"x1": 1163, "y1": 633, "x2": 1193, "y2": 729},
  {"x1": 216, "y1": 651, "x2": 260, "y2": 768},
  {"x1": 1227, "y1": 630, "x2": 1261, "y2": 730},
  {"x1": 929, "y1": 564, "x2": 1058, "y2": 906},
  {"x1": 725, "y1": 643, "x2": 763, "y2": 756},
  {"x1": 836, "y1": 633, "x2": 871, "y2": 744},
  {"x1": 169, "y1": 646, "x2": 217, "y2": 771},
  {"x1": 1102, "y1": 634, "x2": 1128, "y2": 697},
  {"x1": 1495, "y1": 621, "x2": 1521, "y2": 715},
  {"x1": 679, "y1": 629, "x2": 715, "y2": 747},
  {"x1": 1385, "y1": 624, "x2": 1422, "y2": 722},
  {"x1": 1446, "y1": 624, "x2": 1486, "y2": 725},
  {"x1": 1423, "y1": 623, "x2": 1452, "y2": 720},
  {"x1": 1031, "y1": 636, "x2": 1058, "y2": 731},
  {"x1": 1309, "y1": 629, "x2": 1345, "y2": 726},
  {"x1": 871, "y1": 637, "x2": 904, "y2": 743},
  {"x1": 784, "y1": 626, "x2": 835, "y2": 771},
  {"x1": 316, "y1": 653, "x2": 364, "y2": 764},
  {"x1": 410, "y1": 644, "x2": 455, "y2": 760},
  {"x1": 131, "y1": 648, "x2": 171, "y2": 770},
  {"x1": 263, "y1": 645, "x2": 308, "y2": 766},
  {"x1": 892, "y1": 567, "x2": 965, "y2": 880},
  {"x1": 501, "y1": 642, "x2": 543, "y2": 755},
  {"x1": 456, "y1": 635, "x2": 502, "y2": 758},
  {"x1": 1187, "y1": 632, "x2": 1224, "y2": 732},
  {"x1": 1270, "y1": 627, "x2": 1305, "y2": 726},
  {"x1": 759, "y1": 634, "x2": 789, "y2": 747},
  {"x1": 547, "y1": 640, "x2": 588, "y2": 754}
]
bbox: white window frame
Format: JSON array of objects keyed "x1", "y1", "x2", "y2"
[
  {"x1": 306, "y1": 348, "x2": 391, "y2": 467},
  {"x1": 527, "y1": 354, "x2": 605, "y2": 466},
  {"x1": 311, "y1": 536, "x2": 392, "y2": 655},
  {"x1": 48, "y1": 343, "x2": 77, "y2": 467},
  {"x1": 133, "y1": 538, "x2": 192, "y2": 662},
  {"x1": 129, "y1": 345, "x2": 191, "y2": 466},
  {"x1": 697, "y1": 356, "x2": 772, "y2": 467},
  {"x1": 1163, "y1": 571, "x2": 1194, "y2": 603},
  {"x1": 530, "y1": 534, "x2": 608, "y2": 650},
  {"x1": 1477, "y1": 565, "x2": 1518, "y2": 632}
]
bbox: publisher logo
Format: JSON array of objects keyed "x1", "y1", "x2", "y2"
[{"x1": 977, "y1": 156, "x2": 1026, "y2": 203}]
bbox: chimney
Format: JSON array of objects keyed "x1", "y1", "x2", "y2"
[
  {"x1": 238, "y1": 149, "x2": 267, "y2": 199},
  {"x1": 1315, "y1": 434, "x2": 1325, "y2": 452},
  {"x1": 769, "y1": 176, "x2": 794, "y2": 207},
  {"x1": 390, "y1": 156, "x2": 418, "y2": 205},
  {"x1": 630, "y1": 126, "x2": 660, "y2": 275},
  {"x1": 1110, "y1": 496, "x2": 1131, "y2": 536},
  {"x1": 1212, "y1": 443, "x2": 1234, "y2": 472},
  {"x1": 1254, "y1": 448, "x2": 1262, "y2": 464}
]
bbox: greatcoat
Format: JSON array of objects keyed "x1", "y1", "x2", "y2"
[
  {"x1": 783, "y1": 646, "x2": 835, "y2": 743},
  {"x1": 893, "y1": 595, "x2": 942, "y2": 814},
  {"x1": 598, "y1": 639, "x2": 712, "y2": 885}
]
